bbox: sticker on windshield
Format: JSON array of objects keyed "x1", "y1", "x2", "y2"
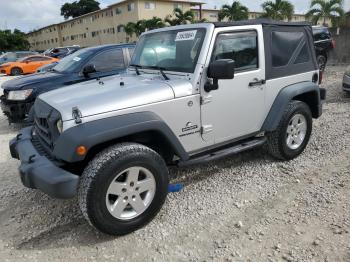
[
  {"x1": 73, "y1": 57, "x2": 81, "y2": 62},
  {"x1": 175, "y1": 30, "x2": 197, "y2": 41}
]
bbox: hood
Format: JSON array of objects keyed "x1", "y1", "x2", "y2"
[
  {"x1": 1, "y1": 72, "x2": 64, "y2": 90},
  {"x1": 39, "y1": 74, "x2": 191, "y2": 121}
]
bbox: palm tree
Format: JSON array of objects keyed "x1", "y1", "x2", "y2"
[
  {"x1": 261, "y1": 0, "x2": 295, "y2": 21},
  {"x1": 306, "y1": 0, "x2": 344, "y2": 26},
  {"x1": 218, "y1": 1, "x2": 249, "y2": 22},
  {"x1": 123, "y1": 22, "x2": 136, "y2": 39},
  {"x1": 165, "y1": 7, "x2": 195, "y2": 25},
  {"x1": 145, "y1": 16, "x2": 165, "y2": 30}
]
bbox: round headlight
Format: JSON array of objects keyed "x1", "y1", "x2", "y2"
[{"x1": 56, "y1": 119, "x2": 63, "y2": 133}]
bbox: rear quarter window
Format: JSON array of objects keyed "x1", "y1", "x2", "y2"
[{"x1": 271, "y1": 31, "x2": 311, "y2": 67}]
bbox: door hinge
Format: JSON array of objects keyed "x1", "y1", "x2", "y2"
[
  {"x1": 201, "y1": 125, "x2": 213, "y2": 134},
  {"x1": 200, "y1": 95, "x2": 213, "y2": 105}
]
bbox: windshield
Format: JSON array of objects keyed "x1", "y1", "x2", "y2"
[
  {"x1": 53, "y1": 48, "x2": 94, "y2": 73},
  {"x1": 131, "y1": 28, "x2": 206, "y2": 73}
]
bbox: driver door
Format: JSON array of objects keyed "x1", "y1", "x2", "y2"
[{"x1": 201, "y1": 26, "x2": 266, "y2": 144}]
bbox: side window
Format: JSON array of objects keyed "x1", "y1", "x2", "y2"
[
  {"x1": 271, "y1": 31, "x2": 310, "y2": 67},
  {"x1": 213, "y1": 31, "x2": 258, "y2": 72},
  {"x1": 89, "y1": 49, "x2": 125, "y2": 72},
  {"x1": 29, "y1": 56, "x2": 49, "y2": 62}
]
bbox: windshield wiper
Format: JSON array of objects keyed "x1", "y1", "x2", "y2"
[
  {"x1": 143, "y1": 66, "x2": 170, "y2": 80},
  {"x1": 129, "y1": 64, "x2": 141, "y2": 75}
]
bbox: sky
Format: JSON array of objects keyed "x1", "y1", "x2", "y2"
[{"x1": 0, "y1": 0, "x2": 350, "y2": 32}]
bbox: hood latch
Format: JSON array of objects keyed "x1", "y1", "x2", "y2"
[{"x1": 72, "y1": 107, "x2": 82, "y2": 124}]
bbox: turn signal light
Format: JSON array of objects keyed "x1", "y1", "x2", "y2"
[{"x1": 76, "y1": 146, "x2": 87, "y2": 156}]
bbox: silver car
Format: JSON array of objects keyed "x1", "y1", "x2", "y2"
[
  {"x1": 343, "y1": 66, "x2": 350, "y2": 93},
  {"x1": 10, "y1": 21, "x2": 326, "y2": 236}
]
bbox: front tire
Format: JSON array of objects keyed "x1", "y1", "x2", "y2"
[
  {"x1": 10, "y1": 67, "x2": 23, "y2": 76},
  {"x1": 78, "y1": 143, "x2": 169, "y2": 235},
  {"x1": 266, "y1": 101, "x2": 312, "y2": 161}
]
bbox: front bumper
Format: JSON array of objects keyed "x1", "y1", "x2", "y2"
[
  {"x1": 9, "y1": 127, "x2": 79, "y2": 199},
  {"x1": 343, "y1": 74, "x2": 350, "y2": 92},
  {"x1": 0, "y1": 95, "x2": 33, "y2": 123}
]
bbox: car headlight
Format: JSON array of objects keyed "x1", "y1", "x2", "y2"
[
  {"x1": 7, "y1": 89, "x2": 33, "y2": 101},
  {"x1": 56, "y1": 119, "x2": 63, "y2": 133}
]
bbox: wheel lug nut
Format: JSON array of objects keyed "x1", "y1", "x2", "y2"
[
  {"x1": 122, "y1": 188, "x2": 127, "y2": 193},
  {"x1": 135, "y1": 187, "x2": 139, "y2": 191},
  {"x1": 130, "y1": 182, "x2": 134, "y2": 187},
  {"x1": 124, "y1": 196, "x2": 128, "y2": 201}
]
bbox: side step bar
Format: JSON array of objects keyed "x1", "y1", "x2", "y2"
[{"x1": 178, "y1": 137, "x2": 266, "y2": 167}]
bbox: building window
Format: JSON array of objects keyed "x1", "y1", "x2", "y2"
[
  {"x1": 128, "y1": 3, "x2": 135, "y2": 12},
  {"x1": 145, "y1": 2, "x2": 155, "y2": 10},
  {"x1": 117, "y1": 25, "x2": 125, "y2": 33},
  {"x1": 116, "y1": 7, "x2": 122, "y2": 14}
]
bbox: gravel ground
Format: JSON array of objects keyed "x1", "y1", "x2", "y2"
[{"x1": 0, "y1": 67, "x2": 350, "y2": 261}]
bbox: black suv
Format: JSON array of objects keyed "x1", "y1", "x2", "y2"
[
  {"x1": 312, "y1": 26, "x2": 335, "y2": 71},
  {"x1": 1, "y1": 43, "x2": 135, "y2": 123}
]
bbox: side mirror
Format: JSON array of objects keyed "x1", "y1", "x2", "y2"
[
  {"x1": 82, "y1": 64, "x2": 96, "y2": 77},
  {"x1": 205, "y1": 59, "x2": 235, "y2": 92}
]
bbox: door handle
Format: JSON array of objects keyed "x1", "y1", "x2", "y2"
[{"x1": 249, "y1": 79, "x2": 266, "y2": 87}]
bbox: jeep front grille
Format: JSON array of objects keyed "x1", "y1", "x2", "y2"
[
  {"x1": 32, "y1": 98, "x2": 61, "y2": 157},
  {"x1": 34, "y1": 117, "x2": 53, "y2": 151}
]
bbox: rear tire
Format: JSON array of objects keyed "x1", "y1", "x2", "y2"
[
  {"x1": 78, "y1": 143, "x2": 169, "y2": 235},
  {"x1": 10, "y1": 67, "x2": 23, "y2": 76},
  {"x1": 317, "y1": 55, "x2": 327, "y2": 72},
  {"x1": 266, "y1": 101, "x2": 312, "y2": 161}
]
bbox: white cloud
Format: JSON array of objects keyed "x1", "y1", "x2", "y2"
[{"x1": 1, "y1": 0, "x2": 349, "y2": 33}]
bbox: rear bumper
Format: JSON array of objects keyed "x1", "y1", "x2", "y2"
[
  {"x1": 0, "y1": 95, "x2": 33, "y2": 123},
  {"x1": 343, "y1": 74, "x2": 350, "y2": 92},
  {"x1": 10, "y1": 127, "x2": 79, "y2": 199}
]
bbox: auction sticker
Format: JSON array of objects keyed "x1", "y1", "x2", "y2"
[
  {"x1": 73, "y1": 57, "x2": 81, "y2": 62},
  {"x1": 175, "y1": 30, "x2": 197, "y2": 41}
]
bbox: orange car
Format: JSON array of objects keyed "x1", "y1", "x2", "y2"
[{"x1": 0, "y1": 55, "x2": 59, "y2": 76}]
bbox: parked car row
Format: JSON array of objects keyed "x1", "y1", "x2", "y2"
[
  {"x1": 0, "y1": 43, "x2": 135, "y2": 122},
  {"x1": 0, "y1": 51, "x2": 38, "y2": 65}
]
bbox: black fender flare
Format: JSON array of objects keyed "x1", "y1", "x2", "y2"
[
  {"x1": 53, "y1": 112, "x2": 189, "y2": 162},
  {"x1": 261, "y1": 81, "x2": 322, "y2": 132}
]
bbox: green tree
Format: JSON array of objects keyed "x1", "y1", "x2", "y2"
[
  {"x1": 306, "y1": 0, "x2": 344, "y2": 26},
  {"x1": 165, "y1": 7, "x2": 195, "y2": 25},
  {"x1": 218, "y1": 1, "x2": 249, "y2": 22},
  {"x1": 261, "y1": 0, "x2": 295, "y2": 21},
  {"x1": 145, "y1": 17, "x2": 165, "y2": 30},
  {"x1": 61, "y1": 0, "x2": 100, "y2": 19},
  {"x1": 0, "y1": 29, "x2": 30, "y2": 51}
]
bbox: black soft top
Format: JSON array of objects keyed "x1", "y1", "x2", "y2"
[
  {"x1": 214, "y1": 19, "x2": 312, "y2": 28},
  {"x1": 212, "y1": 19, "x2": 317, "y2": 80}
]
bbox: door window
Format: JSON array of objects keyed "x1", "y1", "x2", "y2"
[
  {"x1": 213, "y1": 31, "x2": 258, "y2": 72},
  {"x1": 88, "y1": 49, "x2": 125, "y2": 72},
  {"x1": 28, "y1": 56, "x2": 51, "y2": 62}
]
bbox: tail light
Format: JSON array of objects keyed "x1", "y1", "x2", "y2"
[
  {"x1": 319, "y1": 70, "x2": 323, "y2": 85},
  {"x1": 331, "y1": 39, "x2": 336, "y2": 49}
]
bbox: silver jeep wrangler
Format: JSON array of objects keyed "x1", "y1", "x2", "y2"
[{"x1": 10, "y1": 20, "x2": 326, "y2": 235}]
